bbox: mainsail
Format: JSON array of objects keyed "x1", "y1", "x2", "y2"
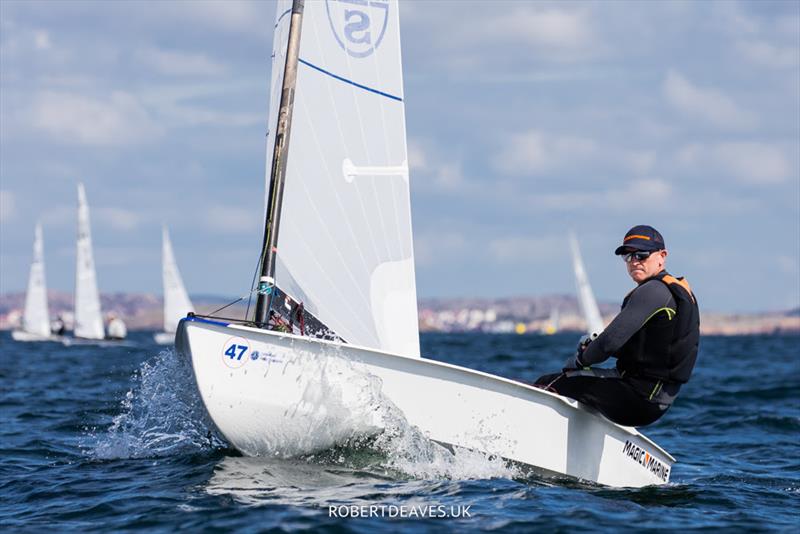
[
  {"x1": 569, "y1": 232, "x2": 604, "y2": 336},
  {"x1": 265, "y1": 0, "x2": 420, "y2": 357},
  {"x1": 162, "y1": 227, "x2": 194, "y2": 334},
  {"x1": 74, "y1": 183, "x2": 105, "y2": 339},
  {"x1": 21, "y1": 223, "x2": 51, "y2": 337}
]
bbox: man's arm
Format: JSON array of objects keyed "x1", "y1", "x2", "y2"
[{"x1": 579, "y1": 279, "x2": 676, "y2": 366}]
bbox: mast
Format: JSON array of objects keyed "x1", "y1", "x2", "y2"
[{"x1": 254, "y1": 0, "x2": 305, "y2": 325}]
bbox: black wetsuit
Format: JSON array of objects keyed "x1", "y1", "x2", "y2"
[{"x1": 536, "y1": 273, "x2": 697, "y2": 427}]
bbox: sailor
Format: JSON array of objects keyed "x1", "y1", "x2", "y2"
[
  {"x1": 51, "y1": 314, "x2": 66, "y2": 336},
  {"x1": 535, "y1": 225, "x2": 700, "y2": 427}
]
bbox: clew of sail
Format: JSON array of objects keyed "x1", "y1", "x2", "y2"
[
  {"x1": 267, "y1": 0, "x2": 420, "y2": 357},
  {"x1": 74, "y1": 183, "x2": 105, "y2": 340},
  {"x1": 162, "y1": 227, "x2": 194, "y2": 334},
  {"x1": 22, "y1": 223, "x2": 51, "y2": 337},
  {"x1": 570, "y1": 232, "x2": 604, "y2": 336}
]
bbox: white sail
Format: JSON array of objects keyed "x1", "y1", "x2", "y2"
[
  {"x1": 569, "y1": 232, "x2": 604, "y2": 336},
  {"x1": 269, "y1": 0, "x2": 420, "y2": 357},
  {"x1": 162, "y1": 226, "x2": 194, "y2": 334},
  {"x1": 74, "y1": 183, "x2": 105, "y2": 339},
  {"x1": 21, "y1": 223, "x2": 51, "y2": 337}
]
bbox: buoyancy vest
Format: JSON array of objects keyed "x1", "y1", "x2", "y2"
[{"x1": 616, "y1": 271, "x2": 700, "y2": 384}]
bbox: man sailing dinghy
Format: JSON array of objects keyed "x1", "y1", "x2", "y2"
[{"x1": 176, "y1": 0, "x2": 675, "y2": 487}]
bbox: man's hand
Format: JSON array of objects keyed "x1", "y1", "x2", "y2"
[{"x1": 563, "y1": 353, "x2": 587, "y2": 372}]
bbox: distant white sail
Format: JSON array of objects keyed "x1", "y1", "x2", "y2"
[
  {"x1": 570, "y1": 232, "x2": 604, "y2": 336},
  {"x1": 21, "y1": 223, "x2": 51, "y2": 337},
  {"x1": 74, "y1": 183, "x2": 105, "y2": 339},
  {"x1": 162, "y1": 226, "x2": 194, "y2": 334},
  {"x1": 270, "y1": 0, "x2": 420, "y2": 357}
]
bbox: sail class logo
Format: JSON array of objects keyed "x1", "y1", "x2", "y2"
[
  {"x1": 622, "y1": 440, "x2": 670, "y2": 482},
  {"x1": 325, "y1": 0, "x2": 390, "y2": 58}
]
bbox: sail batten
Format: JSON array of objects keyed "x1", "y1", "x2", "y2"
[{"x1": 266, "y1": 0, "x2": 419, "y2": 357}]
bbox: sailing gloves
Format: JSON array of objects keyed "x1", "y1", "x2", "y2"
[{"x1": 562, "y1": 334, "x2": 597, "y2": 372}]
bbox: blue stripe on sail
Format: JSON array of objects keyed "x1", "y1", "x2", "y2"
[
  {"x1": 275, "y1": 8, "x2": 292, "y2": 28},
  {"x1": 298, "y1": 58, "x2": 403, "y2": 102}
]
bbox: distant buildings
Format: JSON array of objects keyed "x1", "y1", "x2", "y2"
[{"x1": 1, "y1": 291, "x2": 797, "y2": 335}]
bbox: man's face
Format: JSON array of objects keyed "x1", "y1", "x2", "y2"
[{"x1": 625, "y1": 249, "x2": 667, "y2": 283}]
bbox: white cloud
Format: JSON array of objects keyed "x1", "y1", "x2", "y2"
[
  {"x1": 33, "y1": 29, "x2": 51, "y2": 50},
  {"x1": 204, "y1": 205, "x2": 260, "y2": 234},
  {"x1": 431, "y1": 4, "x2": 601, "y2": 63},
  {"x1": 0, "y1": 190, "x2": 15, "y2": 222},
  {"x1": 491, "y1": 6, "x2": 594, "y2": 51},
  {"x1": 414, "y1": 231, "x2": 467, "y2": 267},
  {"x1": 407, "y1": 139, "x2": 466, "y2": 191},
  {"x1": 95, "y1": 207, "x2": 141, "y2": 231},
  {"x1": 488, "y1": 235, "x2": 562, "y2": 264},
  {"x1": 494, "y1": 129, "x2": 655, "y2": 177},
  {"x1": 38, "y1": 204, "x2": 142, "y2": 230},
  {"x1": 714, "y1": 1, "x2": 760, "y2": 36},
  {"x1": 663, "y1": 70, "x2": 757, "y2": 130},
  {"x1": 677, "y1": 142, "x2": 790, "y2": 184},
  {"x1": 32, "y1": 91, "x2": 164, "y2": 146},
  {"x1": 494, "y1": 130, "x2": 596, "y2": 175},
  {"x1": 407, "y1": 140, "x2": 427, "y2": 170},
  {"x1": 135, "y1": 47, "x2": 226, "y2": 77},
  {"x1": 171, "y1": 0, "x2": 266, "y2": 34},
  {"x1": 515, "y1": 178, "x2": 674, "y2": 214},
  {"x1": 138, "y1": 83, "x2": 263, "y2": 128},
  {"x1": 736, "y1": 40, "x2": 800, "y2": 69}
]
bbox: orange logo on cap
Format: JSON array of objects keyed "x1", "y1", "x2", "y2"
[{"x1": 624, "y1": 235, "x2": 651, "y2": 242}]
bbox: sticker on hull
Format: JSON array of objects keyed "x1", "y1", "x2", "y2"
[
  {"x1": 222, "y1": 337, "x2": 250, "y2": 369},
  {"x1": 622, "y1": 440, "x2": 670, "y2": 482}
]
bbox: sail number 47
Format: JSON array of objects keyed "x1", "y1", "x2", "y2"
[
  {"x1": 224, "y1": 344, "x2": 248, "y2": 360},
  {"x1": 221, "y1": 337, "x2": 250, "y2": 369}
]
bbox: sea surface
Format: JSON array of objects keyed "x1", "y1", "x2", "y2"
[{"x1": 1, "y1": 331, "x2": 798, "y2": 532}]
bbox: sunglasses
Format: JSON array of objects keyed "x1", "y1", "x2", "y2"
[{"x1": 622, "y1": 250, "x2": 658, "y2": 263}]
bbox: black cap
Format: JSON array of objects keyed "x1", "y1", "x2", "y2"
[{"x1": 614, "y1": 225, "x2": 665, "y2": 255}]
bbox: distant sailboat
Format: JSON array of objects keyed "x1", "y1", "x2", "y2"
[
  {"x1": 569, "y1": 232, "x2": 604, "y2": 336},
  {"x1": 67, "y1": 183, "x2": 127, "y2": 343},
  {"x1": 11, "y1": 223, "x2": 59, "y2": 342},
  {"x1": 73, "y1": 183, "x2": 105, "y2": 340},
  {"x1": 154, "y1": 227, "x2": 194, "y2": 345}
]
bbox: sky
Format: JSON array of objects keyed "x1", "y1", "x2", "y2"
[{"x1": 1, "y1": 0, "x2": 798, "y2": 314}]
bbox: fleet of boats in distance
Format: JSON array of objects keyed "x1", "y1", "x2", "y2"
[{"x1": 12, "y1": 183, "x2": 193, "y2": 346}]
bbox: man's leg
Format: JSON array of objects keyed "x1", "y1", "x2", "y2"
[{"x1": 545, "y1": 372, "x2": 667, "y2": 427}]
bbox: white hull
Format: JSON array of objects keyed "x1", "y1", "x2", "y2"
[
  {"x1": 177, "y1": 317, "x2": 674, "y2": 487},
  {"x1": 153, "y1": 331, "x2": 174, "y2": 345},
  {"x1": 11, "y1": 330, "x2": 63, "y2": 343}
]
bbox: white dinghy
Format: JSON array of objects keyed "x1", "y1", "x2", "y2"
[
  {"x1": 64, "y1": 183, "x2": 128, "y2": 345},
  {"x1": 177, "y1": 0, "x2": 675, "y2": 487},
  {"x1": 154, "y1": 227, "x2": 194, "y2": 345},
  {"x1": 12, "y1": 223, "x2": 61, "y2": 342},
  {"x1": 570, "y1": 232, "x2": 605, "y2": 336}
]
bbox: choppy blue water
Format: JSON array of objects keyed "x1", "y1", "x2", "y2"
[{"x1": 1, "y1": 331, "x2": 798, "y2": 531}]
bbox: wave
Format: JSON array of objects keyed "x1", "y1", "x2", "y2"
[{"x1": 87, "y1": 348, "x2": 224, "y2": 460}]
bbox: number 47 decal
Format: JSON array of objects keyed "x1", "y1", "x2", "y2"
[{"x1": 224, "y1": 344, "x2": 248, "y2": 360}]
